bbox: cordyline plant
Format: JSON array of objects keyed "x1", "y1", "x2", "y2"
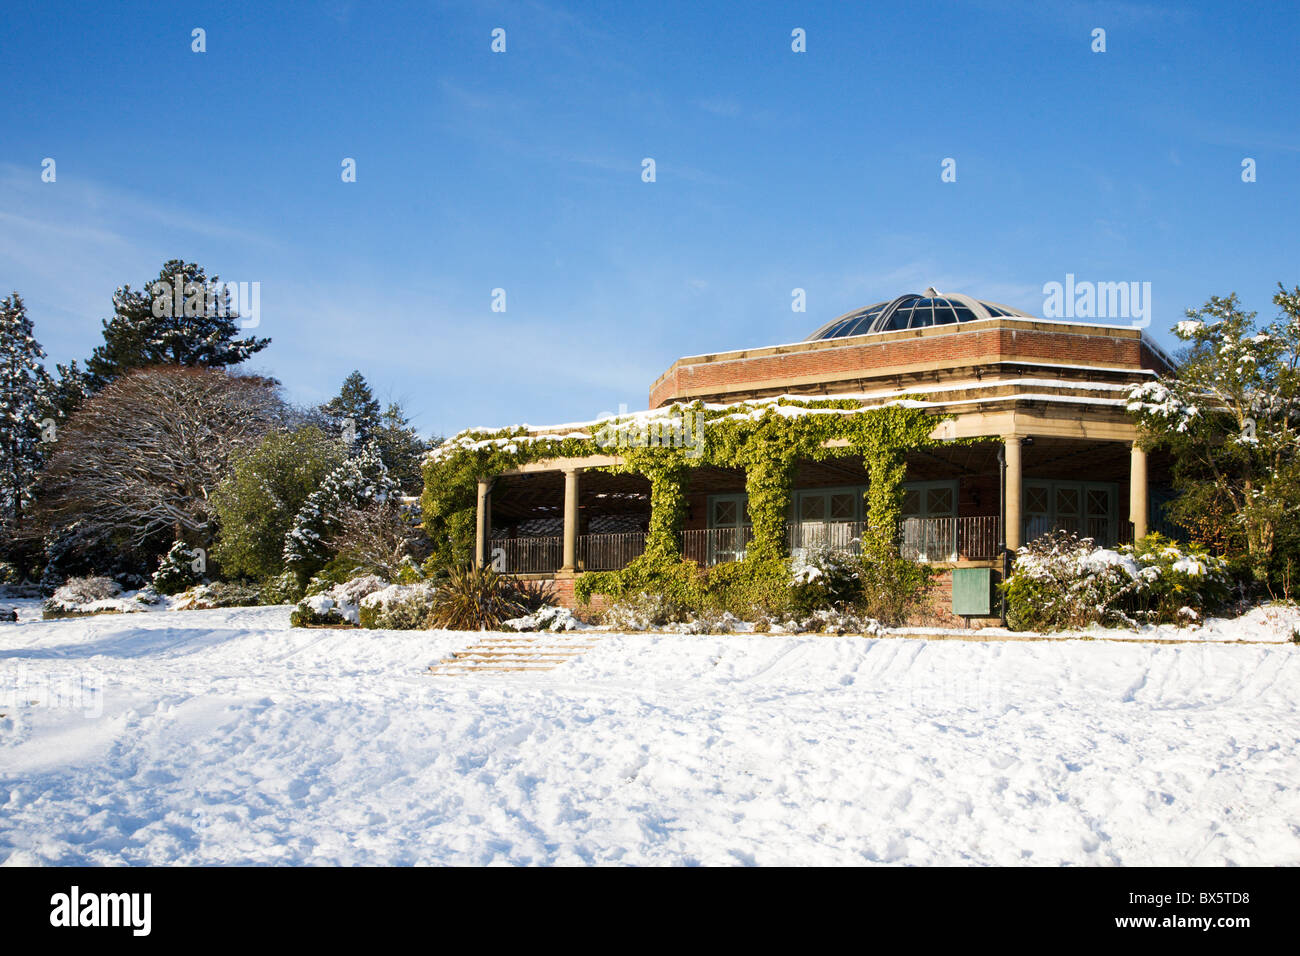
[{"x1": 1126, "y1": 284, "x2": 1300, "y2": 584}]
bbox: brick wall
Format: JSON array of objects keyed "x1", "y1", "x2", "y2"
[{"x1": 650, "y1": 322, "x2": 1154, "y2": 407}]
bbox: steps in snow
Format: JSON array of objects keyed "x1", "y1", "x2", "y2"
[{"x1": 429, "y1": 633, "x2": 600, "y2": 674}]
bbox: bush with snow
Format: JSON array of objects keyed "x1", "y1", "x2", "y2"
[
  {"x1": 789, "y1": 545, "x2": 862, "y2": 611},
  {"x1": 601, "y1": 591, "x2": 684, "y2": 631},
  {"x1": 173, "y1": 582, "x2": 263, "y2": 610},
  {"x1": 504, "y1": 605, "x2": 584, "y2": 633},
  {"x1": 290, "y1": 574, "x2": 388, "y2": 627},
  {"x1": 43, "y1": 575, "x2": 143, "y2": 619},
  {"x1": 1003, "y1": 532, "x2": 1230, "y2": 632},
  {"x1": 52, "y1": 575, "x2": 120, "y2": 604},
  {"x1": 283, "y1": 446, "x2": 397, "y2": 585},
  {"x1": 151, "y1": 540, "x2": 206, "y2": 595},
  {"x1": 358, "y1": 582, "x2": 438, "y2": 630}
]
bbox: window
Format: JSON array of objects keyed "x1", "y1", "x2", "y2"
[
  {"x1": 707, "y1": 493, "x2": 750, "y2": 564},
  {"x1": 830, "y1": 492, "x2": 856, "y2": 520},
  {"x1": 792, "y1": 487, "x2": 863, "y2": 551},
  {"x1": 1023, "y1": 480, "x2": 1115, "y2": 546},
  {"x1": 900, "y1": 479, "x2": 958, "y2": 561},
  {"x1": 799, "y1": 495, "x2": 826, "y2": 521},
  {"x1": 713, "y1": 498, "x2": 737, "y2": 526}
]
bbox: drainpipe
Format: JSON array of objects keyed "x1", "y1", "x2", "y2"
[{"x1": 997, "y1": 444, "x2": 1008, "y2": 625}]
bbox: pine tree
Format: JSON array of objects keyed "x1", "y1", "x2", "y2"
[
  {"x1": 319, "y1": 371, "x2": 382, "y2": 448},
  {"x1": 373, "y1": 402, "x2": 430, "y2": 495},
  {"x1": 283, "y1": 444, "x2": 397, "y2": 583},
  {"x1": 0, "y1": 292, "x2": 53, "y2": 542},
  {"x1": 84, "y1": 259, "x2": 270, "y2": 390},
  {"x1": 44, "y1": 360, "x2": 91, "y2": 421}
]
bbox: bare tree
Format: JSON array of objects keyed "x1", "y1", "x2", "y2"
[
  {"x1": 29, "y1": 366, "x2": 286, "y2": 559},
  {"x1": 329, "y1": 498, "x2": 431, "y2": 580}
]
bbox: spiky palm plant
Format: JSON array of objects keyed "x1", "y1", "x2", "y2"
[{"x1": 428, "y1": 563, "x2": 528, "y2": 631}]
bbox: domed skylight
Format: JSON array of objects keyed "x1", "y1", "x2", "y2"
[{"x1": 805, "y1": 288, "x2": 1033, "y2": 340}]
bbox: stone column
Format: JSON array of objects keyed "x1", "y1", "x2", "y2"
[
  {"x1": 561, "y1": 467, "x2": 580, "y2": 572},
  {"x1": 1130, "y1": 442, "x2": 1149, "y2": 540},
  {"x1": 475, "y1": 477, "x2": 491, "y2": 568},
  {"x1": 1004, "y1": 436, "x2": 1023, "y2": 552}
]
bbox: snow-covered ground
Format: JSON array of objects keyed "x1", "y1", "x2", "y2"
[{"x1": 1, "y1": 605, "x2": 1298, "y2": 865}]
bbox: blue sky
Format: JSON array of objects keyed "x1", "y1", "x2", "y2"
[{"x1": 2, "y1": 0, "x2": 1296, "y2": 438}]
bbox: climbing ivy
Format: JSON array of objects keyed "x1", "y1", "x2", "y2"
[{"x1": 420, "y1": 397, "x2": 946, "y2": 572}]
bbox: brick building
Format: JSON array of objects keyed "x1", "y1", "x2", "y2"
[{"x1": 469, "y1": 289, "x2": 1175, "y2": 624}]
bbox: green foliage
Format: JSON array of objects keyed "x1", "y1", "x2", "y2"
[
  {"x1": 1001, "y1": 531, "x2": 1230, "y2": 632},
  {"x1": 373, "y1": 402, "x2": 430, "y2": 495},
  {"x1": 320, "y1": 370, "x2": 381, "y2": 446},
  {"x1": 579, "y1": 549, "x2": 875, "y2": 623},
  {"x1": 706, "y1": 556, "x2": 798, "y2": 617},
  {"x1": 422, "y1": 398, "x2": 942, "y2": 570},
  {"x1": 260, "y1": 570, "x2": 303, "y2": 605},
  {"x1": 211, "y1": 426, "x2": 344, "y2": 583},
  {"x1": 856, "y1": 553, "x2": 935, "y2": 626},
  {"x1": 151, "y1": 540, "x2": 204, "y2": 595},
  {"x1": 1128, "y1": 285, "x2": 1300, "y2": 586},
  {"x1": 575, "y1": 553, "x2": 707, "y2": 616},
  {"x1": 283, "y1": 444, "x2": 397, "y2": 585},
  {"x1": 84, "y1": 259, "x2": 270, "y2": 391},
  {"x1": 427, "y1": 564, "x2": 528, "y2": 631}
]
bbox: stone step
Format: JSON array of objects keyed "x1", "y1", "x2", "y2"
[{"x1": 430, "y1": 632, "x2": 601, "y2": 675}]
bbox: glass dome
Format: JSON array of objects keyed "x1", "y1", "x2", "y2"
[{"x1": 805, "y1": 288, "x2": 1033, "y2": 340}]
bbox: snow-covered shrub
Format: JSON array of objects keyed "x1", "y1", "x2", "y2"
[
  {"x1": 1003, "y1": 533, "x2": 1142, "y2": 632},
  {"x1": 358, "y1": 582, "x2": 437, "y2": 629},
  {"x1": 602, "y1": 591, "x2": 684, "y2": 630},
  {"x1": 1126, "y1": 534, "x2": 1230, "y2": 624},
  {"x1": 790, "y1": 546, "x2": 862, "y2": 612},
  {"x1": 0, "y1": 606, "x2": 17, "y2": 623},
  {"x1": 173, "y1": 582, "x2": 263, "y2": 610},
  {"x1": 51, "y1": 575, "x2": 120, "y2": 604},
  {"x1": 796, "y1": 608, "x2": 884, "y2": 636},
  {"x1": 133, "y1": 586, "x2": 163, "y2": 606},
  {"x1": 43, "y1": 575, "x2": 142, "y2": 619},
  {"x1": 290, "y1": 574, "x2": 387, "y2": 627},
  {"x1": 260, "y1": 570, "x2": 303, "y2": 606},
  {"x1": 504, "y1": 605, "x2": 584, "y2": 632},
  {"x1": 1003, "y1": 531, "x2": 1230, "y2": 632},
  {"x1": 151, "y1": 540, "x2": 205, "y2": 595}
]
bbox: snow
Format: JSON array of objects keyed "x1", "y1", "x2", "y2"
[{"x1": 1, "y1": 605, "x2": 1298, "y2": 865}]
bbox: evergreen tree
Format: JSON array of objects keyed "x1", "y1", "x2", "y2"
[
  {"x1": 210, "y1": 426, "x2": 345, "y2": 581},
  {"x1": 84, "y1": 259, "x2": 270, "y2": 390},
  {"x1": 43, "y1": 360, "x2": 91, "y2": 422},
  {"x1": 319, "y1": 371, "x2": 382, "y2": 448},
  {"x1": 0, "y1": 292, "x2": 53, "y2": 543},
  {"x1": 373, "y1": 402, "x2": 430, "y2": 495},
  {"x1": 283, "y1": 444, "x2": 396, "y2": 584}
]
